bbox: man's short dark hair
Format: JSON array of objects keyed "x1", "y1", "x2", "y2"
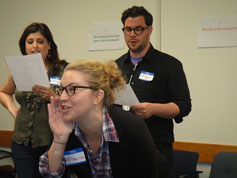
[{"x1": 121, "y1": 6, "x2": 153, "y2": 26}]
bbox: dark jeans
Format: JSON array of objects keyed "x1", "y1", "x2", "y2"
[{"x1": 11, "y1": 141, "x2": 48, "y2": 178}]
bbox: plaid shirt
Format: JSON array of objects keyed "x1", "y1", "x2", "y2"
[{"x1": 39, "y1": 107, "x2": 119, "y2": 178}]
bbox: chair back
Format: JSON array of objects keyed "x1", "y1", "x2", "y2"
[
  {"x1": 173, "y1": 149, "x2": 200, "y2": 178},
  {"x1": 209, "y1": 152, "x2": 237, "y2": 178}
]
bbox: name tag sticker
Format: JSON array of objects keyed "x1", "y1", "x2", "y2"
[
  {"x1": 64, "y1": 148, "x2": 86, "y2": 166},
  {"x1": 50, "y1": 76, "x2": 61, "y2": 86},
  {"x1": 139, "y1": 71, "x2": 154, "y2": 81}
]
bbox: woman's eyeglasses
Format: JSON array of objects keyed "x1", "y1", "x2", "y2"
[{"x1": 54, "y1": 85, "x2": 96, "y2": 96}]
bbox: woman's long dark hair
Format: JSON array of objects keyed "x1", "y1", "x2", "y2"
[{"x1": 19, "y1": 22, "x2": 67, "y2": 70}]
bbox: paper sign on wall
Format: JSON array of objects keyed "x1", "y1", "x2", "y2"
[
  {"x1": 198, "y1": 16, "x2": 237, "y2": 48},
  {"x1": 88, "y1": 22, "x2": 124, "y2": 51}
]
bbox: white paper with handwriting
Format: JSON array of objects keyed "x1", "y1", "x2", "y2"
[{"x1": 5, "y1": 53, "x2": 49, "y2": 91}]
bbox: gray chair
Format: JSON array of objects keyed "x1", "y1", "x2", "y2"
[
  {"x1": 0, "y1": 150, "x2": 15, "y2": 177},
  {"x1": 209, "y1": 152, "x2": 237, "y2": 178},
  {"x1": 0, "y1": 131, "x2": 15, "y2": 178},
  {"x1": 173, "y1": 149, "x2": 202, "y2": 178}
]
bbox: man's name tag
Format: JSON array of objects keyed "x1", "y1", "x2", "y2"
[
  {"x1": 50, "y1": 76, "x2": 61, "y2": 86},
  {"x1": 139, "y1": 71, "x2": 154, "y2": 81},
  {"x1": 64, "y1": 148, "x2": 86, "y2": 166}
]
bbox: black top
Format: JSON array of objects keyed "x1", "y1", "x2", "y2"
[{"x1": 116, "y1": 44, "x2": 191, "y2": 144}]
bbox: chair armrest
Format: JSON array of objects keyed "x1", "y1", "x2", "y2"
[{"x1": 0, "y1": 150, "x2": 12, "y2": 160}]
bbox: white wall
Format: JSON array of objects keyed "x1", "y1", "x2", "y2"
[
  {"x1": 161, "y1": 0, "x2": 237, "y2": 145},
  {"x1": 0, "y1": 0, "x2": 236, "y2": 146}
]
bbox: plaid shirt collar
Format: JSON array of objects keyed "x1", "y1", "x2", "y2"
[{"x1": 74, "y1": 106, "x2": 119, "y2": 143}]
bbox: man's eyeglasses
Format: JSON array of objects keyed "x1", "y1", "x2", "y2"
[
  {"x1": 122, "y1": 26, "x2": 149, "y2": 36},
  {"x1": 54, "y1": 85, "x2": 96, "y2": 96}
]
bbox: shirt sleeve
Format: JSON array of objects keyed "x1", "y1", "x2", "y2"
[
  {"x1": 168, "y1": 60, "x2": 191, "y2": 118},
  {"x1": 39, "y1": 151, "x2": 66, "y2": 178}
]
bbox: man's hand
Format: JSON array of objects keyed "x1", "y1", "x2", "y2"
[{"x1": 131, "y1": 102, "x2": 153, "y2": 119}]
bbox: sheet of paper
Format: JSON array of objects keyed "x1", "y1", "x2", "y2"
[
  {"x1": 5, "y1": 53, "x2": 50, "y2": 91},
  {"x1": 114, "y1": 84, "x2": 140, "y2": 106}
]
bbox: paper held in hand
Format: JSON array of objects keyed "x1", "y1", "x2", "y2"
[
  {"x1": 5, "y1": 53, "x2": 50, "y2": 91},
  {"x1": 114, "y1": 84, "x2": 140, "y2": 106}
]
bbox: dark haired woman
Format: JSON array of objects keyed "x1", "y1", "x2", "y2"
[{"x1": 0, "y1": 22, "x2": 68, "y2": 178}]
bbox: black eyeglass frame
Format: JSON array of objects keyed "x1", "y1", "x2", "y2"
[
  {"x1": 54, "y1": 85, "x2": 96, "y2": 96},
  {"x1": 122, "y1": 26, "x2": 149, "y2": 36}
]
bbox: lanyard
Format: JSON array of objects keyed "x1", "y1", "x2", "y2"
[
  {"x1": 123, "y1": 63, "x2": 139, "y2": 111},
  {"x1": 128, "y1": 63, "x2": 139, "y2": 84}
]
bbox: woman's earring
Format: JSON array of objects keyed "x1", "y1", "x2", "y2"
[{"x1": 48, "y1": 50, "x2": 51, "y2": 58}]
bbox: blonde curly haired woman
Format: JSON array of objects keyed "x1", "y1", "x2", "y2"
[{"x1": 39, "y1": 60, "x2": 162, "y2": 178}]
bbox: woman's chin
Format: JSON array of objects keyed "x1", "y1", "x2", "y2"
[{"x1": 62, "y1": 113, "x2": 72, "y2": 121}]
